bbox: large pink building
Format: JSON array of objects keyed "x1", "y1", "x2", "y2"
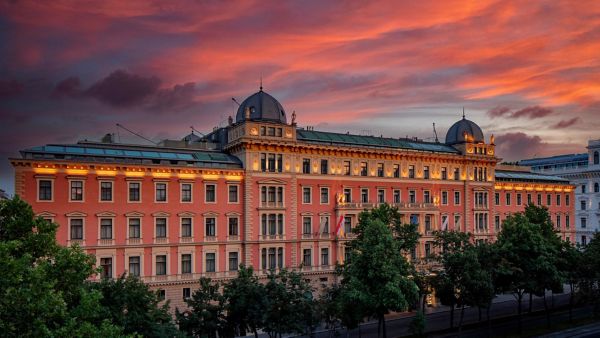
[{"x1": 11, "y1": 89, "x2": 575, "y2": 308}]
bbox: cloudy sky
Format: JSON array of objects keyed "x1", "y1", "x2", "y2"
[{"x1": 1, "y1": 1, "x2": 599, "y2": 194}]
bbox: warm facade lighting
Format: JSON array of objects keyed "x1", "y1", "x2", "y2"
[
  {"x1": 152, "y1": 172, "x2": 171, "y2": 179},
  {"x1": 96, "y1": 170, "x2": 117, "y2": 176},
  {"x1": 202, "y1": 174, "x2": 219, "y2": 180},
  {"x1": 178, "y1": 173, "x2": 196, "y2": 180},
  {"x1": 34, "y1": 167, "x2": 57, "y2": 174},
  {"x1": 66, "y1": 169, "x2": 88, "y2": 175}
]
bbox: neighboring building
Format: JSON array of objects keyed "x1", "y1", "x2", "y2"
[
  {"x1": 10, "y1": 88, "x2": 574, "y2": 309},
  {"x1": 0, "y1": 188, "x2": 9, "y2": 200},
  {"x1": 520, "y1": 139, "x2": 600, "y2": 245}
]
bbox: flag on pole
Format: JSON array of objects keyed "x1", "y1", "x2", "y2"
[{"x1": 334, "y1": 215, "x2": 345, "y2": 238}]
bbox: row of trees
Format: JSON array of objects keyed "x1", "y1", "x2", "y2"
[{"x1": 5, "y1": 195, "x2": 600, "y2": 337}]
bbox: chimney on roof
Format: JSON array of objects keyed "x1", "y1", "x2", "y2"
[{"x1": 101, "y1": 133, "x2": 114, "y2": 143}]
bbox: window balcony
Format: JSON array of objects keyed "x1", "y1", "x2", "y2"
[
  {"x1": 127, "y1": 238, "x2": 142, "y2": 245},
  {"x1": 259, "y1": 234, "x2": 285, "y2": 241},
  {"x1": 180, "y1": 236, "x2": 193, "y2": 243},
  {"x1": 98, "y1": 239, "x2": 114, "y2": 246},
  {"x1": 154, "y1": 237, "x2": 168, "y2": 244},
  {"x1": 227, "y1": 235, "x2": 240, "y2": 241},
  {"x1": 205, "y1": 236, "x2": 217, "y2": 242},
  {"x1": 258, "y1": 201, "x2": 285, "y2": 209}
]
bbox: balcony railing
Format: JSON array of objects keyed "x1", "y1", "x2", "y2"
[
  {"x1": 127, "y1": 238, "x2": 142, "y2": 245},
  {"x1": 141, "y1": 271, "x2": 240, "y2": 283},
  {"x1": 154, "y1": 237, "x2": 168, "y2": 244},
  {"x1": 259, "y1": 201, "x2": 285, "y2": 209},
  {"x1": 227, "y1": 235, "x2": 240, "y2": 241},
  {"x1": 98, "y1": 239, "x2": 114, "y2": 246},
  {"x1": 180, "y1": 236, "x2": 193, "y2": 243},
  {"x1": 259, "y1": 234, "x2": 285, "y2": 241},
  {"x1": 336, "y1": 201, "x2": 438, "y2": 210},
  {"x1": 205, "y1": 236, "x2": 217, "y2": 242}
]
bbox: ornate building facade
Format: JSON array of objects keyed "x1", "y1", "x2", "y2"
[
  {"x1": 11, "y1": 89, "x2": 574, "y2": 309},
  {"x1": 520, "y1": 139, "x2": 600, "y2": 245}
]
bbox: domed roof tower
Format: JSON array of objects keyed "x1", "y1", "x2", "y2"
[
  {"x1": 235, "y1": 88, "x2": 287, "y2": 124},
  {"x1": 445, "y1": 115, "x2": 484, "y2": 145}
]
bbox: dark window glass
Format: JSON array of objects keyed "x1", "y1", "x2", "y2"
[
  {"x1": 155, "y1": 218, "x2": 167, "y2": 238},
  {"x1": 129, "y1": 218, "x2": 140, "y2": 238},
  {"x1": 100, "y1": 182, "x2": 112, "y2": 201},
  {"x1": 156, "y1": 255, "x2": 166, "y2": 275},
  {"x1": 156, "y1": 183, "x2": 167, "y2": 202},
  {"x1": 70, "y1": 181, "x2": 83, "y2": 201},
  {"x1": 129, "y1": 256, "x2": 140, "y2": 277},
  {"x1": 70, "y1": 219, "x2": 83, "y2": 239},
  {"x1": 39, "y1": 180, "x2": 52, "y2": 200},
  {"x1": 129, "y1": 182, "x2": 140, "y2": 201}
]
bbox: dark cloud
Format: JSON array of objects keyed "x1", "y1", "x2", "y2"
[
  {"x1": 487, "y1": 106, "x2": 511, "y2": 118},
  {"x1": 512, "y1": 106, "x2": 553, "y2": 119},
  {"x1": 487, "y1": 105, "x2": 553, "y2": 119},
  {"x1": 495, "y1": 132, "x2": 547, "y2": 161},
  {"x1": 51, "y1": 76, "x2": 82, "y2": 98},
  {"x1": 0, "y1": 79, "x2": 24, "y2": 98},
  {"x1": 150, "y1": 82, "x2": 197, "y2": 111},
  {"x1": 85, "y1": 70, "x2": 161, "y2": 107},
  {"x1": 552, "y1": 117, "x2": 580, "y2": 128}
]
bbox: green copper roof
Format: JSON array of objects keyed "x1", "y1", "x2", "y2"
[
  {"x1": 296, "y1": 129, "x2": 459, "y2": 153},
  {"x1": 495, "y1": 170, "x2": 569, "y2": 183}
]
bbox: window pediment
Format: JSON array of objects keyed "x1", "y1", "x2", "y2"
[{"x1": 96, "y1": 211, "x2": 116, "y2": 217}]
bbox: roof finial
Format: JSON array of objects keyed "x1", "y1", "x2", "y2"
[
  {"x1": 260, "y1": 75, "x2": 263, "y2": 91},
  {"x1": 462, "y1": 107, "x2": 465, "y2": 119}
]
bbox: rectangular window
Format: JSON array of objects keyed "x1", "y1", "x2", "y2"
[
  {"x1": 303, "y1": 158, "x2": 311, "y2": 174},
  {"x1": 321, "y1": 248, "x2": 329, "y2": 266},
  {"x1": 205, "y1": 184, "x2": 216, "y2": 203},
  {"x1": 547, "y1": 194, "x2": 551, "y2": 206},
  {"x1": 582, "y1": 236, "x2": 587, "y2": 246},
  {"x1": 453, "y1": 168, "x2": 460, "y2": 180},
  {"x1": 409, "y1": 165, "x2": 415, "y2": 179},
  {"x1": 517, "y1": 193, "x2": 522, "y2": 206},
  {"x1": 495, "y1": 215, "x2": 501, "y2": 231},
  {"x1": 377, "y1": 189, "x2": 385, "y2": 203},
  {"x1": 505, "y1": 193, "x2": 511, "y2": 206},
  {"x1": 100, "y1": 182, "x2": 112, "y2": 201},
  {"x1": 205, "y1": 218, "x2": 216, "y2": 237},
  {"x1": 320, "y1": 216, "x2": 329, "y2": 233},
  {"x1": 566, "y1": 194, "x2": 570, "y2": 206},
  {"x1": 228, "y1": 217, "x2": 239, "y2": 236},
  {"x1": 556, "y1": 194, "x2": 561, "y2": 206},
  {"x1": 556, "y1": 215, "x2": 561, "y2": 228},
  {"x1": 181, "y1": 183, "x2": 192, "y2": 202},
  {"x1": 454, "y1": 215, "x2": 461, "y2": 231},
  {"x1": 582, "y1": 184, "x2": 587, "y2": 194},
  {"x1": 156, "y1": 183, "x2": 167, "y2": 202},
  {"x1": 344, "y1": 216, "x2": 352, "y2": 234},
  {"x1": 495, "y1": 193, "x2": 500, "y2": 206},
  {"x1": 582, "y1": 217, "x2": 587, "y2": 228},
  {"x1": 129, "y1": 218, "x2": 141, "y2": 238},
  {"x1": 409, "y1": 190, "x2": 416, "y2": 204},
  {"x1": 183, "y1": 288, "x2": 191, "y2": 300},
  {"x1": 454, "y1": 191, "x2": 460, "y2": 205},
  {"x1": 393, "y1": 190, "x2": 401, "y2": 203},
  {"x1": 441, "y1": 215, "x2": 449, "y2": 230},
  {"x1": 38, "y1": 180, "x2": 52, "y2": 201},
  {"x1": 303, "y1": 187, "x2": 311, "y2": 204},
  {"x1": 344, "y1": 161, "x2": 351, "y2": 175},
  {"x1": 581, "y1": 200, "x2": 587, "y2": 210},
  {"x1": 228, "y1": 185, "x2": 238, "y2": 203},
  {"x1": 100, "y1": 258, "x2": 112, "y2": 278},
  {"x1": 229, "y1": 252, "x2": 239, "y2": 271},
  {"x1": 206, "y1": 253, "x2": 216, "y2": 272},
  {"x1": 157, "y1": 290, "x2": 165, "y2": 301},
  {"x1": 361, "y1": 188, "x2": 369, "y2": 203},
  {"x1": 100, "y1": 219, "x2": 112, "y2": 239},
  {"x1": 424, "y1": 191, "x2": 431, "y2": 204},
  {"x1": 303, "y1": 217, "x2": 312, "y2": 235},
  {"x1": 393, "y1": 164, "x2": 400, "y2": 178},
  {"x1": 344, "y1": 188, "x2": 352, "y2": 203},
  {"x1": 155, "y1": 218, "x2": 167, "y2": 238},
  {"x1": 423, "y1": 166, "x2": 430, "y2": 179},
  {"x1": 442, "y1": 191, "x2": 448, "y2": 205},
  {"x1": 527, "y1": 193, "x2": 532, "y2": 204},
  {"x1": 303, "y1": 249, "x2": 312, "y2": 266},
  {"x1": 156, "y1": 255, "x2": 166, "y2": 275},
  {"x1": 537, "y1": 194, "x2": 542, "y2": 205},
  {"x1": 70, "y1": 219, "x2": 83, "y2": 240},
  {"x1": 320, "y1": 187, "x2": 329, "y2": 204},
  {"x1": 377, "y1": 163, "x2": 384, "y2": 177},
  {"x1": 181, "y1": 254, "x2": 192, "y2": 274},
  {"x1": 425, "y1": 215, "x2": 432, "y2": 232},
  {"x1": 70, "y1": 181, "x2": 83, "y2": 201},
  {"x1": 566, "y1": 215, "x2": 570, "y2": 229},
  {"x1": 441, "y1": 167, "x2": 447, "y2": 180},
  {"x1": 129, "y1": 256, "x2": 140, "y2": 277},
  {"x1": 181, "y1": 218, "x2": 192, "y2": 238},
  {"x1": 129, "y1": 182, "x2": 140, "y2": 202},
  {"x1": 321, "y1": 159, "x2": 328, "y2": 174},
  {"x1": 360, "y1": 162, "x2": 368, "y2": 176}
]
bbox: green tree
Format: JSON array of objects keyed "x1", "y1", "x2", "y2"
[
  {"x1": 262, "y1": 269, "x2": 315, "y2": 338},
  {"x1": 580, "y1": 232, "x2": 600, "y2": 315},
  {"x1": 495, "y1": 212, "x2": 548, "y2": 334},
  {"x1": 221, "y1": 265, "x2": 266, "y2": 337},
  {"x1": 0, "y1": 196, "x2": 128, "y2": 337},
  {"x1": 177, "y1": 277, "x2": 225, "y2": 338},
  {"x1": 342, "y1": 205, "x2": 419, "y2": 338},
  {"x1": 92, "y1": 274, "x2": 179, "y2": 337}
]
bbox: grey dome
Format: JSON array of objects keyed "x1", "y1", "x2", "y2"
[
  {"x1": 235, "y1": 90, "x2": 286, "y2": 124},
  {"x1": 445, "y1": 117, "x2": 484, "y2": 144}
]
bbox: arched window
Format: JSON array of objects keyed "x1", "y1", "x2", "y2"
[
  {"x1": 594, "y1": 151, "x2": 599, "y2": 165},
  {"x1": 595, "y1": 182, "x2": 599, "y2": 193}
]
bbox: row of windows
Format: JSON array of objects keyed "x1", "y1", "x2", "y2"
[
  {"x1": 69, "y1": 217, "x2": 240, "y2": 241},
  {"x1": 261, "y1": 154, "x2": 482, "y2": 181},
  {"x1": 38, "y1": 179, "x2": 239, "y2": 204},
  {"x1": 494, "y1": 214, "x2": 571, "y2": 231},
  {"x1": 99, "y1": 252, "x2": 240, "y2": 279},
  {"x1": 494, "y1": 192, "x2": 570, "y2": 207},
  {"x1": 339, "y1": 187, "x2": 461, "y2": 205},
  {"x1": 580, "y1": 182, "x2": 600, "y2": 194}
]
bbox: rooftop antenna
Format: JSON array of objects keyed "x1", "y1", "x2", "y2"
[
  {"x1": 116, "y1": 123, "x2": 158, "y2": 145},
  {"x1": 432, "y1": 123, "x2": 439, "y2": 143},
  {"x1": 462, "y1": 107, "x2": 465, "y2": 119},
  {"x1": 190, "y1": 126, "x2": 206, "y2": 137},
  {"x1": 260, "y1": 74, "x2": 263, "y2": 91}
]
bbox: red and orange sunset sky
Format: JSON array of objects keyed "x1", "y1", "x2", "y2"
[{"x1": 1, "y1": 1, "x2": 600, "y2": 193}]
